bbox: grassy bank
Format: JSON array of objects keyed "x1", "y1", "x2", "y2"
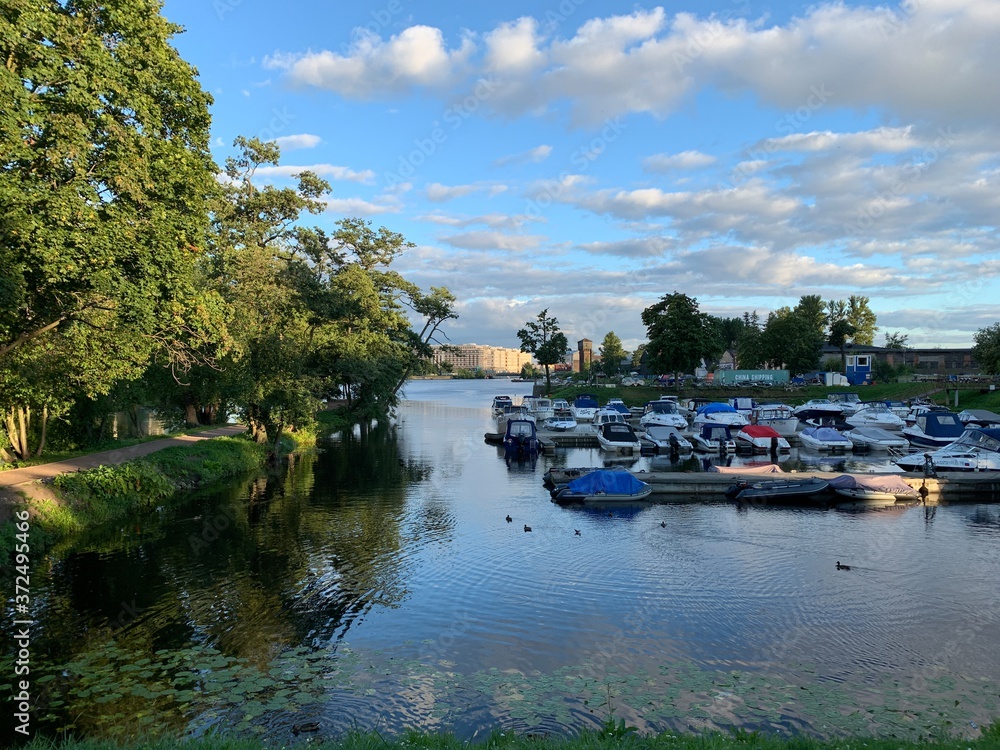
[
  {"x1": 11, "y1": 725, "x2": 1000, "y2": 750},
  {"x1": 0, "y1": 433, "x2": 310, "y2": 564}
]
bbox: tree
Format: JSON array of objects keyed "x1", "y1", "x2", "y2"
[
  {"x1": 828, "y1": 319, "x2": 858, "y2": 373},
  {"x1": 517, "y1": 310, "x2": 568, "y2": 392},
  {"x1": 631, "y1": 344, "x2": 647, "y2": 371},
  {"x1": 1, "y1": 0, "x2": 225, "y2": 456},
  {"x1": 761, "y1": 306, "x2": 823, "y2": 374},
  {"x1": 598, "y1": 332, "x2": 627, "y2": 378},
  {"x1": 884, "y1": 331, "x2": 909, "y2": 349},
  {"x1": 707, "y1": 316, "x2": 745, "y2": 370},
  {"x1": 972, "y1": 323, "x2": 1000, "y2": 376},
  {"x1": 736, "y1": 312, "x2": 764, "y2": 370},
  {"x1": 641, "y1": 292, "x2": 717, "y2": 387},
  {"x1": 846, "y1": 295, "x2": 878, "y2": 345}
]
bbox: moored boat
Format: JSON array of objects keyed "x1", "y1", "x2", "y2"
[
  {"x1": 688, "y1": 423, "x2": 737, "y2": 453},
  {"x1": 542, "y1": 415, "x2": 578, "y2": 431},
  {"x1": 749, "y1": 404, "x2": 799, "y2": 437},
  {"x1": 596, "y1": 422, "x2": 642, "y2": 454},
  {"x1": 551, "y1": 468, "x2": 653, "y2": 504},
  {"x1": 846, "y1": 402, "x2": 906, "y2": 431},
  {"x1": 798, "y1": 426, "x2": 852, "y2": 452},
  {"x1": 827, "y1": 473, "x2": 919, "y2": 506},
  {"x1": 503, "y1": 418, "x2": 540, "y2": 459},
  {"x1": 895, "y1": 428, "x2": 1000, "y2": 472},
  {"x1": 570, "y1": 394, "x2": 600, "y2": 422},
  {"x1": 643, "y1": 425, "x2": 693, "y2": 454},
  {"x1": 847, "y1": 426, "x2": 910, "y2": 451},
  {"x1": 691, "y1": 402, "x2": 749, "y2": 428},
  {"x1": 901, "y1": 411, "x2": 965, "y2": 449},
  {"x1": 638, "y1": 400, "x2": 688, "y2": 429},
  {"x1": 725, "y1": 477, "x2": 830, "y2": 505},
  {"x1": 735, "y1": 425, "x2": 791, "y2": 453}
]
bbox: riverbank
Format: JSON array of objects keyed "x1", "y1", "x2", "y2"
[
  {"x1": 11, "y1": 726, "x2": 1000, "y2": 750},
  {"x1": 0, "y1": 426, "x2": 314, "y2": 563}
]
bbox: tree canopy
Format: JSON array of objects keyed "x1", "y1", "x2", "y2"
[
  {"x1": 517, "y1": 310, "x2": 567, "y2": 392},
  {"x1": 641, "y1": 292, "x2": 717, "y2": 383}
]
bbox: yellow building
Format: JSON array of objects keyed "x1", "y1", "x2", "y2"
[{"x1": 431, "y1": 344, "x2": 534, "y2": 375}]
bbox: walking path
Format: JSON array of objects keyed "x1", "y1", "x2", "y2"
[{"x1": 0, "y1": 424, "x2": 247, "y2": 490}]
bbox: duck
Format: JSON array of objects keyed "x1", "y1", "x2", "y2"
[
  {"x1": 574, "y1": 529, "x2": 581, "y2": 536},
  {"x1": 506, "y1": 515, "x2": 512, "y2": 523},
  {"x1": 836, "y1": 561, "x2": 851, "y2": 570},
  {"x1": 292, "y1": 722, "x2": 321, "y2": 734},
  {"x1": 524, "y1": 524, "x2": 532, "y2": 532},
  {"x1": 660, "y1": 521, "x2": 666, "y2": 528}
]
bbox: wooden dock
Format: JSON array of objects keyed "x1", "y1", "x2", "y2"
[{"x1": 542, "y1": 466, "x2": 1000, "y2": 503}]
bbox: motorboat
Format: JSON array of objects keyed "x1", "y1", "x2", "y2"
[
  {"x1": 749, "y1": 404, "x2": 799, "y2": 437},
  {"x1": 903, "y1": 403, "x2": 951, "y2": 426},
  {"x1": 735, "y1": 425, "x2": 791, "y2": 453},
  {"x1": 725, "y1": 477, "x2": 830, "y2": 506},
  {"x1": 570, "y1": 394, "x2": 600, "y2": 422},
  {"x1": 958, "y1": 409, "x2": 1000, "y2": 428},
  {"x1": 827, "y1": 392, "x2": 863, "y2": 415},
  {"x1": 797, "y1": 426, "x2": 853, "y2": 452},
  {"x1": 638, "y1": 400, "x2": 688, "y2": 429},
  {"x1": 793, "y1": 400, "x2": 845, "y2": 419},
  {"x1": 524, "y1": 396, "x2": 555, "y2": 422},
  {"x1": 643, "y1": 425, "x2": 693, "y2": 454},
  {"x1": 596, "y1": 422, "x2": 642, "y2": 454},
  {"x1": 592, "y1": 408, "x2": 629, "y2": 431},
  {"x1": 728, "y1": 397, "x2": 755, "y2": 418},
  {"x1": 895, "y1": 428, "x2": 1000, "y2": 473},
  {"x1": 503, "y1": 419, "x2": 540, "y2": 459},
  {"x1": 846, "y1": 427, "x2": 910, "y2": 451},
  {"x1": 688, "y1": 423, "x2": 737, "y2": 453},
  {"x1": 901, "y1": 411, "x2": 965, "y2": 449},
  {"x1": 882, "y1": 400, "x2": 910, "y2": 419},
  {"x1": 827, "y1": 474, "x2": 920, "y2": 506},
  {"x1": 551, "y1": 468, "x2": 653, "y2": 504},
  {"x1": 605, "y1": 398, "x2": 632, "y2": 417},
  {"x1": 845, "y1": 402, "x2": 906, "y2": 431},
  {"x1": 552, "y1": 398, "x2": 571, "y2": 415},
  {"x1": 691, "y1": 402, "x2": 749, "y2": 428},
  {"x1": 491, "y1": 395, "x2": 513, "y2": 414},
  {"x1": 542, "y1": 415, "x2": 577, "y2": 432}
]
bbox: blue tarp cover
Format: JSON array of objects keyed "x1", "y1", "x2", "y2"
[
  {"x1": 566, "y1": 470, "x2": 647, "y2": 495},
  {"x1": 697, "y1": 402, "x2": 738, "y2": 414}
]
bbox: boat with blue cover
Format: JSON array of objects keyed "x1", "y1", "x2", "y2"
[
  {"x1": 503, "y1": 418, "x2": 540, "y2": 459},
  {"x1": 550, "y1": 469, "x2": 653, "y2": 504},
  {"x1": 902, "y1": 411, "x2": 965, "y2": 449},
  {"x1": 570, "y1": 394, "x2": 600, "y2": 422}
]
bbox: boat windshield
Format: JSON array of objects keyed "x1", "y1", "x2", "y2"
[
  {"x1": 951, "y1": 430, "x2": 1000, "y2": 452},
  {"x1": 647, "y1": 402, "x2": 678, "y2": 414},
  {"x1": 829, "y1": 393, "x2": 861, "y2": 404}
]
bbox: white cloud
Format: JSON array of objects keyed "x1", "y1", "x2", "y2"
[
  {"x1": 324, "y1": 197, "x2": 400, "y2": 215},
  {"x1": 440, "y1": 230, "x2": 545, "y2": 252},
  {"x1": 493, "y1": 144, "x2": 553, "y2": 167},
  {"x1": 254, "y1": 164, "x2": 375, "y2": 183},
  {"x1": 425, "y1": 182, "x2": 507, "y2": 202},
  {"x1": 267, "y1": 26, "x2": 474, "y2": 97},
  {"x1": 643, "y1": 150, "x2": 716, "y2": 172},
  {"x1": 271, "y1": 133, "x2": 322, "y2": 151}
]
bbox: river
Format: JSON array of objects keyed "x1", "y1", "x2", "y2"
[{"x1": 2, "y1": 378, "x2": 999, "y2": 743}]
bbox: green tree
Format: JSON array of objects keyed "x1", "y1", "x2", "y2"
[
  {"x1": 641, "y1": 292, "x2": 717, "y2": 387},
  {"x1": 736, "y1": 312, "x2": 764, "y2": 370},
  {"x1": 709, "y1": 316, "x2": 745, "y2": 369},
  {"x1": 630, "y1": 344, "x2": 646, "y2": 371},
  {"x1": 598, "y1": 332, "x2": 627, "y2": 378},
  {"x1": 517, "y1": 310, "x2": 568, "y2": 392},
  {"x1": 828, "y1": 319, "x2": 858, "y2": 373},
  {"x1": 884, "y1": 331, "x2": 909, "y2": 349},
  {"x1": 761, "y1": 306, "x2": 823, "y2": 374},
  {"x1": 972, "y1": 323, "x2": 1000, "y2": 376},
  {"x1": 846, "y1": 295, "x2": 878, "y2": 345},
  {"x1": 0, "y1": 0, "x2": 225, "y2": 457}
]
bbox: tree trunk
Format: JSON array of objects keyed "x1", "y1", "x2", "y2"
[
  {"x1": 34, "y1": 404, "x2": 48, "y2": 457},
  {"x1": 181, "y1": 391, "x2": 199, "y2": 427},
  {"x1": 4, "y1": 409, "x2": 22, "y2": 459}
]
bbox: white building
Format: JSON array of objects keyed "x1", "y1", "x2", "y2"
[{"x1": 431, "y1": 344, "x2": 534, "y2": 375}]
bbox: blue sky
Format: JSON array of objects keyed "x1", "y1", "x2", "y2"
[{"x1": 160, "y1": 0, "x2": 1000, "y2": 353}]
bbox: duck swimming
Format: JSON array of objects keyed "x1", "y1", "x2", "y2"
[{"x1": 836, "y1": 561, "x2": 851, "y2": 570}]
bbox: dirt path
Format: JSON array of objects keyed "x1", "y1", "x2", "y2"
[{"x1": 0, "y1": 425, "x2": 247, "y2": 517}]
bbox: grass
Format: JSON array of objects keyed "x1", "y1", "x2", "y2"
[{"x1": 10, "y1": 725, "x2": 1000, "y2": 750}]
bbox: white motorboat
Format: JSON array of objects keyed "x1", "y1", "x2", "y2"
[
  {"x1": 691, "y1": 402, "x2": 749, "y2": 428},
  {"x1": 524, "y1": 396, "x2": 555, "y2": 422},
  {"x1": 895, "y1": 428, "x2": 1000, "y2": 473},
  {"x1": 749, "y1": 404, "x2": 799, "y2": 437},
  {"x1": 688, "y1": 423, "x2": 737, "y2": 453},
  {"x1": 605, "y1": 398, "x2": 632, "y2": 417},
  {"x1": 638, "y1": 400, "x2": 688, "y2": 429},
  {"x1": 793, "y1": 400, "x2": 845, "y2": 421},
  {"x1": 552, "y1": 398, "x2": 571, "y2": 415},
  {"x1": 735, "y1": 425, "x2": 791, "y2": 453},
  {"x1": 958, "y1": 409, "x2": 1000, "y2": 428},
  {"x1": 570, "y1": 394, "x2": 600, "y2": 422},
  {"x1": 596, "y1": 422, "x2": 642, "y2": 454},
  {"x1": 901, "y1": 411, "x2": 965, "y2": 449},
  {"x1": 542, "y1": 415, "x2": 577, "y2": 431},
  {"x1": 845, "y1": 402, "x2": 906, "y2": 431},
  {"x1": 827, "y1": 392, "x2": 864, "y2": 415},
  {"x1": 491, "y1": 395, "x2": 513, "y2": 414},
  {"x1": 643, "y1": 425, "x2": 693, "y2": 453},
  {"x1": 592, "y1": 408, "x2": 628, "y2": 431},
  {"x1": 797, "y1": 426, "x2": 852, "y2": 452},
  {"x1": 847, "y1": 427, "x2": 910, "y2": 451}
]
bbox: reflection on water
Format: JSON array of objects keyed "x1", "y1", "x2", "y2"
[{"x1": 3, "y1": 379, "x2": 1000, "y2": 742}]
